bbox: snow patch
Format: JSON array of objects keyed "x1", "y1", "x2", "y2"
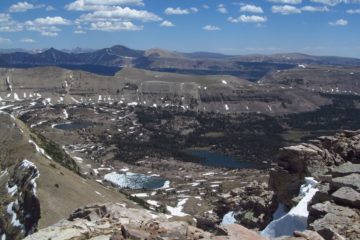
[
  {"x1": 166, "y1": 198, "x2": 188, "y2": 217},
  {"x1": 261, "y1": 177, "x2": 318, "y2": 238},
  {"x1": 221, "y1": 80, "x2": 228, "y2": 85},
  {"x1": 29, "y1": 139, "x2": 52, "y2": 160},
  {"x1": 221, "y1": 211, "x2": 236, "y2": 225}
]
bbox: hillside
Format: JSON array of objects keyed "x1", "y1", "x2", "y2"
[{"x1": 0, "y1": 112, "x2": 134, "y2": 239}]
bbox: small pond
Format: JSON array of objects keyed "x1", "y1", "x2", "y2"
[
  {"x1": 53, "y1": 121, "x2": 93, "y2": 131},
  {"x1": 185, "y1": 149, "x2": 256, "y2": 169}
]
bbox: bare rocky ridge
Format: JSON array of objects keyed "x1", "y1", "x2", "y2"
[{"x1": 0, "y1": 66, "x2": 337, "y2": 115}]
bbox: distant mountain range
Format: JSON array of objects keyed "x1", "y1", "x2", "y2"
[{"x1": 0, "y1": 45, "x2": 359, "y2": 80}]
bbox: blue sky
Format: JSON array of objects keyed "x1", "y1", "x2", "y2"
[{"x1": 0, "y1": 0, "x2": 359, "y2": 57}]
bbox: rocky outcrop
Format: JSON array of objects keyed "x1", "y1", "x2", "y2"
[
  {"x1": 270, "y1": 130, "x2": 360, "y2": 208},
  {"x1": 270, "y1": 130, "x2": 360, "y2": 239},
  {"x1": 24, "y1": 203, "x2": 268, "y2": 240},
  {"x1": 0, "y1": 160, "x2": 41, "y2": 240},
  {"x1": 212, "y1": 181, "x2": 276, "y2": 230}
]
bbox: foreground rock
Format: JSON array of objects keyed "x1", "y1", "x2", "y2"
[
  {"x1": 211, "y1": 181, "x2": 276, "y2": 230},
  {"x1": 24, "y1": 203, "x2": 267, "y2": 240},
  {"x1": 270, "y1": 130, "x2": 360, "y2": 239}
]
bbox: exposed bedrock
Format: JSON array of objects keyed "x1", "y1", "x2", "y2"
[{"x1": 269, "y1": 130, "x2": 360, "y2": 239}]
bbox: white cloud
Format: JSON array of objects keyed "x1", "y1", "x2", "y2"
[
  {"x1": 20, "y1": 38, "x2": 35, "y2": 43},
  {"x1": 0, "y1": 37, "x2": 11, "y2": 44},
  {"x1": 89, "y1": 21, "x2": 143, "y2": 31},
  {"x1": 9, "y1": 2, "x2": 36, "y2": 12},
  {"x1": 25, "y1": 17, "x2": 71, "y2": 37},
  {"x1": 329, "y1": 18, "x2": 348, "y2": 26},
  {"x1": 310, "y1": 0, "x2": 342, "y2": 5},
  {"x1": 268, "y1": 0, "x2": 302, "y2": 4},
  {"x1": 272, "y1": 5, "x2": 301, "y2": 14},
  {"x1": 301, "y1": 6, "x2": 330, "y2": 12},
  {"x1": 164, "y1": 7, "x2": 198, "y2": 15},
  {"x1": 309, "y1": 0, "x2": 360, "y2": 5},
  {"x1": 240, "y1": 4, "x2": 264, "y2": 13},
  {"x1": 77, "y1": 7, "x2": 162, "y2": 22},
  {"x1": 203, "y1": 4, "x2": 210, "y2": 9},
  {"x1": 217, "y1": 4, "x2": 228, "y2": 14},
  {"x1": 0, "y1": 13, "x2": 23, "y2": 32},
  {"x1": 228, "y1": 15, "x2": 267, "y2": 23},
  {"x1": 66, "y1": 0, "x2": 144, "y2": 11},
  {"x1": 41, "y1": 31, "x2": 58, "y2": 37},
  {"x1": 160, "y1": 20, "x2": 175, "y2": 27},
  {"x1": 203, "y1": 25, "x2": 221, "y2": 31},
  {"x1": 27, "y1": 16, "x2": 72, "y2": 26},
  {"x1": 347, "y1": 8, "x2": 360, "y2": 14}
]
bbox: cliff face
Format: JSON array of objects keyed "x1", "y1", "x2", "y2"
[{"x1": 270, "y1": 130, "x2": 360, "y2": 239}]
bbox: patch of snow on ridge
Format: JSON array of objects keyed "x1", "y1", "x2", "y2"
[
  {"x1": 7, "y1": 200, "x2": 22, "y2": 227},
  {"x1": 20, "y1": 160, "x2": 40, "y2": 196},
  {"x1": 166, "y1": 198, "x2": 188, "y2": 217},
  {"x1": 261, "y1": 177, "x2": 318, "y2": 238},
  {"x1": 63, "y1": 109, "x2": 69, "y2": 119},
  {"x1": 221, "y1": 211, "x2": 236, "y2": 225},
  {"x1": 29, "y1": 139, "x2": 52, "y2": 160},
  {"x1": 158, "y1": 180, "x2": 170, "y2": 189},
  {"x1": 221, "y1": 80, "x2": 228, "y2": 85}
]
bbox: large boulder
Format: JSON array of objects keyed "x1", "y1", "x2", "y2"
[
  {"x1": 270, "y1": 130, "x2": 360, "y2": 208},
  {"x1": 213, "y1": 181, "x2": 276, "y2": 230}
]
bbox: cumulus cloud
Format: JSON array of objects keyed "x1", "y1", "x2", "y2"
[
  {"x1": 66, "y1": 0, "x2": 144, "y2": 11},
  {"x1": 301, "y1": 6, "x2": 330, "y2": 12},
  {"x1": 240, "y1": 4, "x2": 264, "y2": 13},
  {"x1": 20, "y1": 38, "x2": 35, "y2": 43},
  {"x1": 228, "y1": 15, "x2": 267, "y2": 23},
  {"x1": 272, "y1": 5, "x2": 301, "y2": 14},
  {"x1": 217, "y1": 4, "x2": 228, "y2": 14},
  {"x1": 164, "y1": 7, "x2": 198, "y2": 15},
  {"x1": 25, "y1": 16, "x2": 71, "y2": 37},
  {"x1": 268, "y1": 0, "x2": 302, "y2": 4},
  {"x1": 203, "y1": 25, "x2": 221, "y2": 31},
  {"x1": 160, "y1": 20, "x2": 175, "y2": 27},
  {"x1": 89, "y1": 21, "x2": 142, "y2": 31},
  {"x1": 309, "y1": 0, "x2": 360, "y2": 5},
  {"x1": 329, "y1": 18, "x2": 348, "y2": 26},
  {"x1": 9, "y1": 2, "x2": 34, "y2": 12},
  {"x1": 77, "y1": 7, "x2": 162, "y2": 22},
  {"x1": 26, "y1": 16, "x2": 72, "y2": 26},
  {"x1": 0, "y1": 13, "x2": 23, "y2": 32}
]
